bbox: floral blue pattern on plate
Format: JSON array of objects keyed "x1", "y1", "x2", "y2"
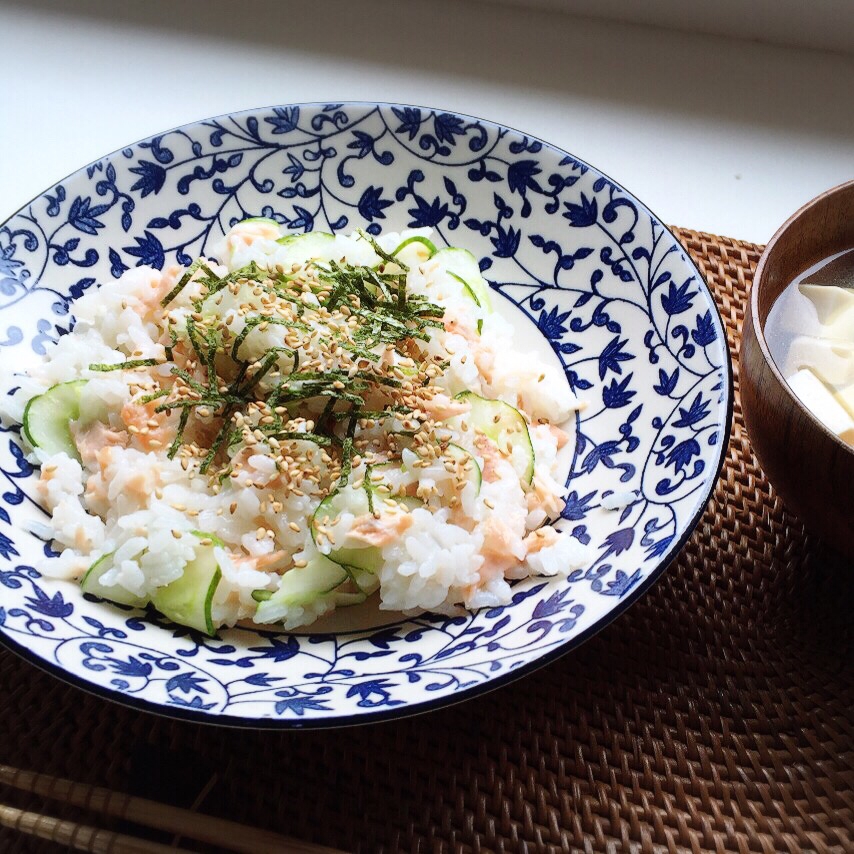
[{"x1": 0, "y1": 103, "x2": 731, "y2": 727}]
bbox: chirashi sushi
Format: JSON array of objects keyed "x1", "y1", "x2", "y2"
[{"x1": 2, "y1": 221, "x2": 592, "y2": 634}]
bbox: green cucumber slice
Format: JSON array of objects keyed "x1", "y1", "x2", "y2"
[
  {"x1": 311, "y1": 486, "x2": 380, "y2": 573},
  {"x1": 330, "y1": 566, "x2": 380, "y2": 607},
  {"x1": 351, "y1": 567, "x2": 380, "y2": 595},
  {"x1": 391, "y1": 235, "x2": 438, "y2": 259},
  {"x1": 454, "y1": 391, "x2": 534, "y2": 484},
  {"x1": 189, "y1": 530, "x2": 225, "y2": 547},
  {"x1": 151, "y1": 532, "x2": 222, "y2": 636},
  {"x1": 239, "y1": 217, "x2": 280, "y2": 227},
  {"x1": 80, "y1": 552, "x2": 148, "y2": 608},
  {"x1": 448, "y1": 273, "x2": 484, "y2": 334},
  {"x1": 447, "y1": 442, "x2": 482, "y2": 495},
  {"x1": 333, "y1": 590, "x2": 368, "y2": 607},
  {"x1": 253, "y1": 554, "x2": 349, "y2": 623},
  {"x1": 333, "y1": 567, "x2": 379, "y2": 606},
  {"x1": 275, "y1": 231, "x2": 336, "y2": 267},
  {"x1": 23, "y1": 380, "x2": 88, "y2": 458},
  {"x1": 276, "y1": 230, "x2": 335, "y2": 247},
  {"x1": 431, "y1": 247, "x2": 492, "y2": 311},
  {"x1": 311, "y1": 480, "x2": 418, "y2": 574}
]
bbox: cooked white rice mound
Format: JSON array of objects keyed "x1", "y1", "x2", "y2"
[{"x1": 1, "y1": 222, "x2": 593, "y2": 633}]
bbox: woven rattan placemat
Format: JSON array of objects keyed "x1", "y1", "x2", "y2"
[{"x1": 1, "y1": 228, "x2": 852, "y2": 853}]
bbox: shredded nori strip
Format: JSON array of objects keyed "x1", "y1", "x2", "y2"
[
  {"x1": 144, "y1": 241, "x2": 447, "y2": 478},
  {"x1": 230, "y1": 316, "x2": 298, "y2": 361},
  {"x1": 167, "y1": 408, "x2": 190, "y2": 460},
  {"x1": 161, "y1": 259, "x2": 204, "y2": 307},
  {"x1": 363, "y1": 463, "x2": 376, "y2": 515},
  {"x1": 271, "y1": 431, "x2": 333, "y2": 446},
  {"x1": 362, "y1": 233, "x2": 409, "y2": 272},
  {"x1": 337, "y1": 410, "x2": 360, "y2": 487},
  {"x1": 199, "y1": 415, "x2": 234, "y2": 474},
  {"x1": 139, "y1": 388, "x2": 170, "y2": 405},
  {"x1": 89, "y1": 358, "x2": 161, "y2": 372}
]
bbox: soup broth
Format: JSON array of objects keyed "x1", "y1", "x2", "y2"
[{"x1": 764, "y1": 248, "x2": 854, "y2": 447}]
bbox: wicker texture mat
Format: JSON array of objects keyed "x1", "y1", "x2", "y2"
[{"x1": 1, "y1": 228, "x2": 852, "y2": 853}]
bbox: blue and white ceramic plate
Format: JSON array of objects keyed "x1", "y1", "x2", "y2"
[{"x1": 0, "y1": 104, "x2": 731, "y2": 727}]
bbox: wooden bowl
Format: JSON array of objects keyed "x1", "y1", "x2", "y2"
[{"x1": 740, "y1": 179, "x2": 854, "y2": 558}]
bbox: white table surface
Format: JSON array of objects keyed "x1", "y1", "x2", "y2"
[{"x1": 2, "y1": 0, "x2": 852, "y2": 245}]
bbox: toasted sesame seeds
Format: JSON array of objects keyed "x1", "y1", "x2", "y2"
[{"x1": 82, "y1": 244, "x2": 523, "y2": 546}]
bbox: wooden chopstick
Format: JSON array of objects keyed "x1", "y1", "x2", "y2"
[
  {"x1": 0, "y1": 801, "x2": 194, "y2": 853},
  {"x1": 0, "y1": 765, "x2": 344, "y2": 854}
]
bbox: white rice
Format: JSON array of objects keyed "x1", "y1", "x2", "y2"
[{"x1": 1, "y1": 222, "x2": 594, "y2": 630}]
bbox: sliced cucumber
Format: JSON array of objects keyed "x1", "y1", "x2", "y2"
[
  {"x1": 80, "y1": 552, "x2": 148, "y2": 608},
  {"x1": 449, "y1": 272, "x2": 484, "y2": 334},
  {"x1": 23, "y1": 380, "x2": 87, "y2": 458},
  {"x1": 329, "y1": 566, "x2": 381, "y2": 607},
  {"x1": 454, "y1": 391, "x2": 534, "y2": 484},
  {"x1": 351, "y1": 567, "x2": 380, "y2": 595},
  {"x1": 333, "y1": 590, "x2": 368, "y2": 607},
  {"x1": 431, "y1": 247, "x2": 492, "y2": 311},
  {"x1": 239, "y1": 216, "x2": 280, "y2": 227},
  {"x1": 253, "y1": 554, "x2": 349, "y2": 624},
  {"x1": 311, "y1": 480, "x2": 417, "y2": 574},
  {"x1": 311, "y1": 486, "x2": 379, "y2": 573},
  {"x1": 446, "y1": 442, "x2": 482, "y2": 495},
  {"x1": 391, "y1": 235, "x2": 438, "y2": 260},
  {"x1": 251, "y1": 556, "x2": 366, "y2": 609},
  {"x1": 276, "y1": 230, "x2": 335, "y2": 247},
  {"x1": 189, "y1": 530, "x2": 225, "y2": 547},
  {"x1": 151, "y1": 532, "x2": 222, "y2": 636},
  {"x1": 331, "y1": 568, "x2": 378, "y2": 607},
  {"x1": 275, "y1": 231, "x2": 336, "y2": 267}
]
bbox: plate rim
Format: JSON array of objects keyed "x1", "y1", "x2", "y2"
[{"x1": 0, "y1": 101, "x2": 734, "y2": 729}]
